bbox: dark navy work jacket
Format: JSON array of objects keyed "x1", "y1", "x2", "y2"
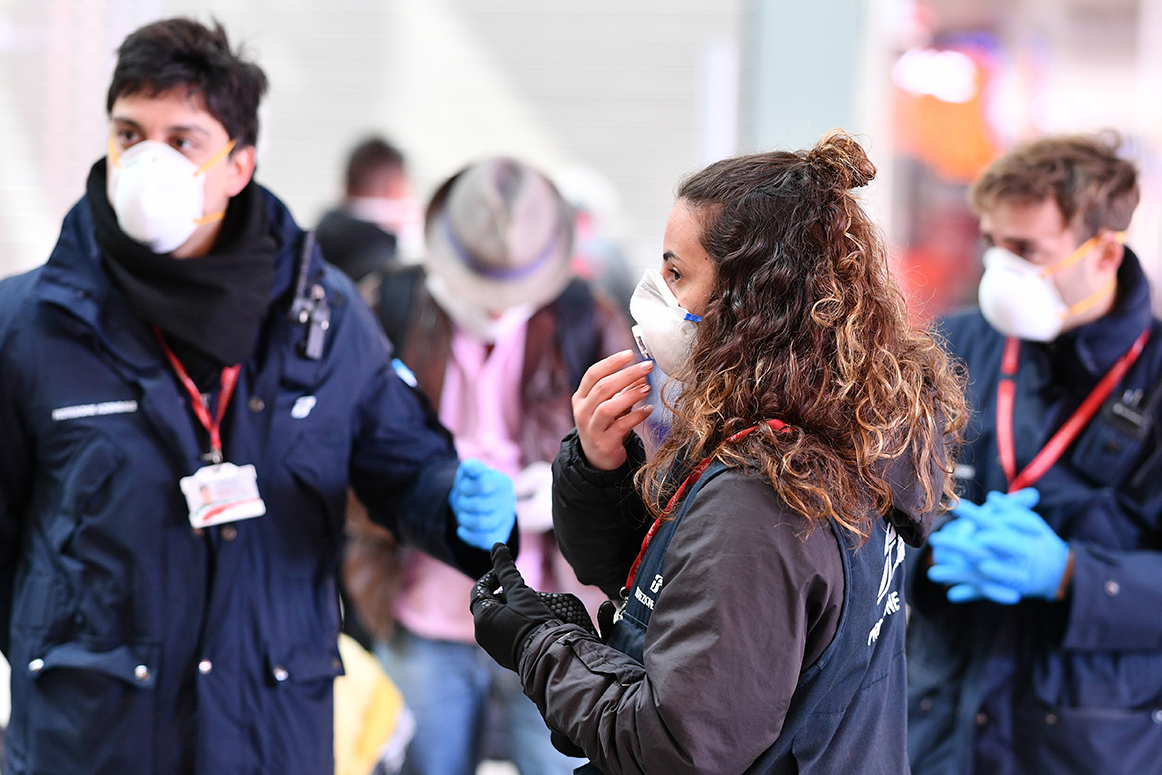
[
  {"x1": 907, "y1": 250, "x2": 1162, "y2": 775},
  {"x1": 588, "y1": 462, "x2": 911, "y2": 775},
  {"x1": 0, "y1": 188, "x2": 488, "y2": 775}
]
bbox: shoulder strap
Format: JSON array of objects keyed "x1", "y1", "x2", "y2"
[
  {"x1": 375, "y1": 264, "x2": 425, "y2": 351},
  {"x1": 551, "y1": 277, "x2": 599, "y2": 391}
]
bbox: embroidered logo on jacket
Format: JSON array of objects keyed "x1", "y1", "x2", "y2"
[
  {"x1": 52, "y1": 400, "x2": 138, "y2": 421},
  {"x1": 291, "y1": 396, "x2": 317, "y2": 419}
]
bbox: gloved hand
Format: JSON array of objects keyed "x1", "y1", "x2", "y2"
[
  {"x1": 450, "y1": 459, "x2": 517, "y2": 551},
  {"x1": 927, "y1": 517, "x2": 1021, "y2": 604},
  {"x1": 470, "y1": 544, "x2": 597, "y2": 672},
  {"x1": 954, "y1": 488, "x2": 1071, "y2": 602}
]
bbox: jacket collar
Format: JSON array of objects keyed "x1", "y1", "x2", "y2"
[
  {"x1": 32, "y1": 186, "x2": 311, "y2": 371},
  {"x1": 1042, "y1": 246, "x2": 1155, "y2": 378}
]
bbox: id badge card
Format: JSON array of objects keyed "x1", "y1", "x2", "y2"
[{"x1": 180, "y1": 462, "x2": 267, "y2": 528}]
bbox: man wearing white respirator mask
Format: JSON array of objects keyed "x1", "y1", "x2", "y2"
[
  {"x1": 908, "y1": 134, "x2": 1162, "y2": 775},
  {"x1": 0, "y1": 18, "x2": 519, "y2": 775}
]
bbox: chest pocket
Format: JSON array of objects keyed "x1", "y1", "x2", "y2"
[
  {"x1": 283, "y1": 426, "x2": 351, "y2": 536},
  {"x1": 19, "y1": 430, "x2": 128, "y2": 640}
]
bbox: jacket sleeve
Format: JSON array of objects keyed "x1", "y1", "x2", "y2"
[
  {"x1": 551, "y1": 429, "x2": 650, "y2": 598},
  {"x1": 1059, "y1": 542, "x2": 1162, "y2": 651},
  {"x1": 525, "y1": 474, "x2": 843, "y2": 775},
  {"x1": 345, "y1": 300, "x2": 497, "y2": 579}
]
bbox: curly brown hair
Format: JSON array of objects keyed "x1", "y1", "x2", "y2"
[{"x1": 637, "y1": 130, "x2": 967, "y2": 539}]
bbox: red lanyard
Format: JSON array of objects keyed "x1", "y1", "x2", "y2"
[
  {"x1": 996, "y1": 329, "x2": 1149, "y2": 493},
  {"x1": 624, "y1": 419, "x2": 788, "y2": 592},
  {"x1": 154, "y1": 329, "x2": 241, "y2": 465}
]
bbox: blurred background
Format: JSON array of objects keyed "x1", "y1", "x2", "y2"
[
  {"x1": 2, "y1": 0, "x2": 1162, "y2": 752},
  {"x1": 3, "y1": 0, "x2": 1162, "y2": 323}
]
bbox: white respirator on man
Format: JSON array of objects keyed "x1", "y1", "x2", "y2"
[
  {"x1": 106, "y1": 137, "x2": 235, "y2": 254},
  {"x1": 629, "y1": 268, "x2": 701, "y2": 377},
  {"x1": 977, "y1": 234, "x2": 1119, "y2": 342}
]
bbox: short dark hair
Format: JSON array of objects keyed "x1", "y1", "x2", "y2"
[
  {"x1": 106, "y1": 18, "x2": 268, "y2": 148},
  {"x1": 969, "y1": 132, "x2": 1139, "y2": 240},
  {"x1": 345, "y1": 137, "x2": 406, "y2": 196}
]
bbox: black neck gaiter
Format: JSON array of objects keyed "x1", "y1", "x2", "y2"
[{"x1": 88, "y1": 158, "x2": 278, "y2": 375}]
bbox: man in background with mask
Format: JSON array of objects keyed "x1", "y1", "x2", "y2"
[
  {"x1": 0, "y1": 18, "x2": 517, "y2": 775},
  {"x1": 907, "y1": 133, "x2": 1162, "y2": 775},
  {"x1": 316, "y1": 136, "x2": 424, "y2": 305}
]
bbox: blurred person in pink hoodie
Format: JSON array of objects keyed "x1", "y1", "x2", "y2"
[{"x1": 342, "y1": 156, "x2": 634, "y2": 775}]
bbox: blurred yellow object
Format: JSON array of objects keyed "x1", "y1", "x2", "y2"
[{"x1": 334, "y1": 633, "x2": 409, "y2": 775}]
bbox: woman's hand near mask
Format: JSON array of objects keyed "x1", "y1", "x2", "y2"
[{"x1": 572, "y1": 351, "x2": 654, "y2": 471}]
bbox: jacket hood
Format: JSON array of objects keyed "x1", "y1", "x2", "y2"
[{"x1": 881, "y1": 424, "x2": 949, "y2": 548}]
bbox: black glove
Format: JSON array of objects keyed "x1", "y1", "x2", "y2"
[{"x1": 471, "y1": 543, "x2": 597, "y2": 672}]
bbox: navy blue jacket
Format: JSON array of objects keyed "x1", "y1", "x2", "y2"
[
  {"x1": 907, "y1": 250, "x2": 1162, "y2": 775},
  {"x1": 0, "y1": 188, "x2": 491, "y2": 775}
]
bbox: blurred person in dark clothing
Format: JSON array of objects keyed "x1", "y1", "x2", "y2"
[{"x1": 316, "y1": 136, "x2": 423, "y2": 304}]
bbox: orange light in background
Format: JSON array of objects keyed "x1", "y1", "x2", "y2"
[{"x1": 893, "y1": 47, "x2": 999, "y2": 183}]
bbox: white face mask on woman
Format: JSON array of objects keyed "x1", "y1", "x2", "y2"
[
  {"x1": 629, "y1": 268, "x2": 702, "y2": 376},
  {"x1": 977, "y1": 234, "x2": 1119, "y2": 342},
  {"x1": 106, "y1": 137, "x2": 235, "y2": 254}
]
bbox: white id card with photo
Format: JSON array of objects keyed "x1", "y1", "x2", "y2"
[{"x1": 179, "y1": 462, "x2": 266, "y2": 528}]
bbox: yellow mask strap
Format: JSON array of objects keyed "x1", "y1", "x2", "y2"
[
  {"x1": 107, "y1": 136, "x2": 121, "y2": 168},
  {"x1": 1061, "y1": 277, "x2": 1117, "y2": 320},
  {"x1": 195, "y1": 139, "x2": 237, "y2": 175},
  {"x1": 194, "y1": 211, "x2": 227, "y2": 226},
  {"x1": 192, "y1": 140, "x2": 236, "y2": 225},
  {"x1": 1039, "y1": 231, "x2": 1126, "y2": 278}
]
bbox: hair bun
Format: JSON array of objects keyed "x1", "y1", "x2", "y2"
[{"x1": 806, "y1": 130, "x2": 876, "y2": 190}]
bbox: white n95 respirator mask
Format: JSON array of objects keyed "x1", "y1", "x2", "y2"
[
  {"x1": 629, "y1": 268, "x2": 702, "y2": 376},
  {"x1": 106, "y1": 137, "x2": 235, "y2": 254},
  {"x1": 977, "y1": 235, "x2": 1118, "y2": 342}
]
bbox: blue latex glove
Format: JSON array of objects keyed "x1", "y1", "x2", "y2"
[
  {"x1": 954, "y1": 488, "x2": 1071, "y2": 602},
  {"x1": 450, "y1": 459, "x2": 517, "y2": 551},
  {"x1": 927, "y1": 517, "x2": 1022, "y2": 604}
]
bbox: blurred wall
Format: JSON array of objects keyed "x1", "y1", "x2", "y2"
[{"x1": 0, "y1": 0, "x2": 745, "y2": 278}]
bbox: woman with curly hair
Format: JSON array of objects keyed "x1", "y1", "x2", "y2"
[{"x1": 470, "y1": 131, "x2": 967, "y2": 775}]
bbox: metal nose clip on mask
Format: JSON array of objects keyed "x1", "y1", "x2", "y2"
[
  {"x1": 977, "y1": 233, "x2": 1122, "y2": 342},
  {"x1": 106, "y1": 137, "x2": 236, "y2": 254},
  {"x1": 629, "y1": 268, "x2": 702, "y2": 377}
]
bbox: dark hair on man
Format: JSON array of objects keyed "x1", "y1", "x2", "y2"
[
  {"x1": 969, "y1": 132, "x2": 1140, "y2": 240},
  {"x1": 106, "y1": 18, "x2": 268, "y2": 148},
  {"x1": 345, "y1": 137, "x2": 406, "y2": 197}
]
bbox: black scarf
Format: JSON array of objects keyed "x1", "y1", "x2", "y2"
[{"x1": 88, "y1": 159, "x2": 277, "y2": 378}]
